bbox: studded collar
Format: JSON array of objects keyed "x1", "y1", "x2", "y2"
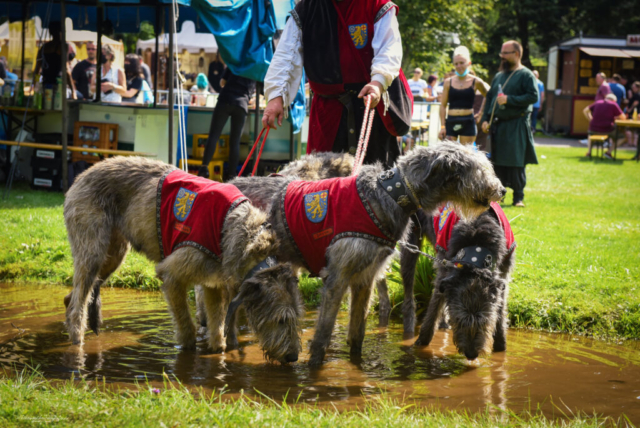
[
  {"x1": 243, "y1": 256, "x2": 277, "y2": 282},
  {"x1": 450, "y1": 246, "x2": 496, "y2": 270},
  {"x1": 377, "y1": 167, "x2": 421, "y2": 215}
]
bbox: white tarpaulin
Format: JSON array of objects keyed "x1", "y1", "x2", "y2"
[{"x1": 136, "y1": 21, "x2": 217, "y2": 54}]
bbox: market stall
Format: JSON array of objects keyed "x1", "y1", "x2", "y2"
[{"x1": 545, "y1": 35, "x2": 640, "y2": 136}]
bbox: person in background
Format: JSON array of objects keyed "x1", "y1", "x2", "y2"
[
  {"x1": 583, "y1": 93, "x2": 625, "y2": 159},
  {"x1": 608, "y1": 74, "x2": 626, "y2": 108},
  {"x1": 140, "y1": 56, "x2": 152, "y2": 88},
  {"x1": 72, "y1": 41, "x2": 97, "y2": 100},
  {"x1": 190, "y1": 73, "x2": 210, "y2": 106},
  {"x1": 0, "y1": 57, "x2": 17, "y2": 93},
  {"x1": 33, "y1": 21, "x2": 77, "y2": 100},
  {"x1": 198, "y1": 68, "x2": 255, "y2": 180},
  {"x1": 426, "y1": 75, "x2": 439, "y2": 102},
  {"x1": 408, "y1": 68, "x2": 428, "y2": 101},
  {"x1": 122, "y1": 54, "x2": 145, "y2": 103},
  {"x1": 438, "y1": 46, "x2": 489, "y2": 145},
  {"x1": 594, "y1": 72, "x2": 611, "y2": 102},
  {"x1": 624, "y1": 81, "x2": 640, "y2": 148},
  {"x1": 531, "y1": 70, "x2": 545, "y2": 134},
  {"x1": 481, "y1": 40, "x2": 538, "y2": 208},
  {"x1": 91, "y1": 44, "x2": 125, "y2": 103},
  {"x1": 207, "y1": 53, "x2": 226, "y2": 94}
]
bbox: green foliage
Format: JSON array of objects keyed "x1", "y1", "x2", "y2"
[
  {"x1": 0, "y1": 367, "x2": 626, "y2": 427},
  {"x1": 115, "y1": 21, "x2": 156, "y2": 55},
  {"x1": 396, "y1": 0, "x2": 491, "y2": 79}
]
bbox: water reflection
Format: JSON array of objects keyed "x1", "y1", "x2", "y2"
[{"x1": 0, "y1": 283, "x2": 639, "y2": 420}]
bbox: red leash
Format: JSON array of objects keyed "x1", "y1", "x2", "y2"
[{"x1": 238, "y1": 127, "x2": 270, "y2": 177}]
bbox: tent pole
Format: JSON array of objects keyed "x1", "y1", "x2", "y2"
[
  {"x1": 61, "y1": 0, "x2": 68, "y2": 192},
  {"x1": 168, "y1": 4, "x2": 174, "y2": 164},
  {"x1": 20, "y1": 2, "x2": 26, "y2": 85},
  {"x1": 96, "y1": 5, "x2": 103, "y2": 103},
  {"x1": 153, "y1": 5, "x2": 160, "y2": 108}
]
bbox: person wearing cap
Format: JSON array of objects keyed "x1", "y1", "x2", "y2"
[
  {"x1": 262, "y1": 0, "x2": 413, "y2": 168},
  {"x1": 408, "y1": 67, "x2": 428, "y2": 101}
]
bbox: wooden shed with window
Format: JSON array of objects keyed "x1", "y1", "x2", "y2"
[{"x1": 544, "y1": 36, "x2": 640, "y2": 136}]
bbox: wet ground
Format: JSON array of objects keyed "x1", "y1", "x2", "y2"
[{"x1": 1, "y1": 283, "x2": 639, "y2": 421}]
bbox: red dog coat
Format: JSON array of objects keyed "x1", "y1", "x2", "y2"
[
  {"x1": 157, "y1": 169, "x2": 248, "y2": 261},
  {"x1": 433, "y1": 202, "x2": 516, "y2": 254},
  {"x1": 282, "y1": 176, "x2": 395, "y2": 275}
]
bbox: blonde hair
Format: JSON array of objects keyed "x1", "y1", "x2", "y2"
[{"x1": 452, "y1": 46, "x2": 471, "y2": 62}]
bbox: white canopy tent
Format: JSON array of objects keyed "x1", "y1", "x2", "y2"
[{"x1": 136, "y1": 20, "x2": 217, "y2": 54}]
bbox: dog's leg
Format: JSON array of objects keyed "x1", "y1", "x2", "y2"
[
  {"x1": 309, "y1": 272, "x2": 349, "y2": 367},
  {"x1": 376, "y1": 278, "x2": 391, "y2": 327},
  {"x1": 400, "y1": 225, "x2": 421, "y2": 334},
  {"x1": 200, "y1": 285, "x2": 229, "y2": 353},
  {"x1": 66, "y1": 263, "x2": 101, "y2": 345},
  {"x1": 195, "y1": 285, "x2": 207, "y2": 328},
  {"x1": 493, "y1": 283, "x2": 509, "y2": 352},
  {"x1": 347, "y1": 280, "x2": 375, "y2": 355},
  {"x1": 414, "y1": 289, "x2": 445, "y2": 346},
  {"x1": 88, "y1": 233, "x2": 130, "y2": 335},
  {"x1": 158, "y1": 267, "x2": 197, "y2": 351}
]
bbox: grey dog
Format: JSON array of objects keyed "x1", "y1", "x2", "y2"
[
  {"x1": 229, "y1": 142, "x2": 506, "y2": 366},
  {"x1": 402, "y1": 206, "x2": 516, "y2": 360},
  {"x1": 63, "y1": 156, "x2": 303, "y2": 364}
]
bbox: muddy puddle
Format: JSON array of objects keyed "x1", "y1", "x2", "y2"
[{"x1": 1, "y1": 283, "x2": 639, "y2": 421}]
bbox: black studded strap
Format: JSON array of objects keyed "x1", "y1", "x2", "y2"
[{"x1": 377, "y1": 167, "x2": 419, "y2": 215}]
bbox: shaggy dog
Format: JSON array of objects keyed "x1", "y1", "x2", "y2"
[
  {"x1": 402, "y1": 204, "x2": 516, "y2": 360},
  {"x1": 63, "y1": 156, "x2": 303, "y2": 364},
  {"x1": 230, "y1": 142, "x2": 506, "y2": 366}
]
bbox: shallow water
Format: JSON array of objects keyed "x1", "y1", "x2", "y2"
[{"x1": 1, "y1": 283, "x2": 639, "y2": 421}]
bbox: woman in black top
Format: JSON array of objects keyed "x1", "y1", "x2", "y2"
[
  {"x1": 439, "y1": 46, "x2": 490, "y2": 145},
  {"x1": 122, "y1": 54, "x2": 145, "y2": 104},
  {"x1": 198, "y1": 68, "x2": 255, "y2": 180}
]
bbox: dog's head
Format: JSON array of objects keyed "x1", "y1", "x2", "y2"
[
  {"x1": 222, "y1": 203, "x2": 278, "y2": 276},
  {"x1": 437, "y1": 212, "x2": 509, "y2": 360},
  {"x1": 226, "y1": 264, "x2": 304, "y2": 364},
  {"x1": 399, "y1": 142, "x2": 506, "y2": 220}
]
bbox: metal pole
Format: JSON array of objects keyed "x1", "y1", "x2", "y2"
[
  {"x1": 168, "y1": 5, "x2": 174, "y2": 164},
  {"x1": 20, "y1": 2, "x2": 26, "y2": 87},
  {"x1": 153, "y1": 5, "x2": 160, "y2": 108},
  {"x1": 61, "y1": 0, "x2": 68, "y2": 191},
  {"x1": 96, "y1": 5, "x2": 103, "y2": 103},
  {"x1": 289, "y1": 116, "x2": 294, "y2": 161}
]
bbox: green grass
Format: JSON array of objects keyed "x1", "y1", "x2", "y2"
[
  {"x1": 0, "y1": 367, "x2": 628, "y2": 427},
  {"x1": 1, "y1": 145, "x2": 639, "y2": 340}
]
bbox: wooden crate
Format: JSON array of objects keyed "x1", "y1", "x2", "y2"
[
  {"x1": 72, "y1": 122, "x2": 119, "y2": 164},
  {"x1": 192, "y1": 134, "x2": 230, "y2": 161},
  {"x1": 179, "y1": 158, "x2": 224, "y2": 182}
]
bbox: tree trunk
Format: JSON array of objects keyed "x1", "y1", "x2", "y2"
[{"x1": 515, "y1": 10, "x2": 533, "y2": 69}]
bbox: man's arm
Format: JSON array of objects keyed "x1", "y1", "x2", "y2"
[
  {"x1": 359, "y1": 9, "x2": 402, "y2": 108},
  {"x1": 504, "y1": 71, "x2": 539, "y2": 107},
  {"x1": 264, "y1": 17, "x2": 303, "y2": 107},
  {"x1": 583, "y1": 105, "x2": 593, "y2": 121}
]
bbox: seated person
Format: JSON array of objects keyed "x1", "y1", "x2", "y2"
[
  {"x1": 583, "y1": 93, "x2": 626, "y2": 159},
  {"x1": 190, "y1": 73, "x2": 210, "y2": 106}
]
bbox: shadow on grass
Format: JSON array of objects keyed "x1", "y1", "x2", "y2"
[{"x1": 0, "y1": 182, "x2": 65, "y2": 209}]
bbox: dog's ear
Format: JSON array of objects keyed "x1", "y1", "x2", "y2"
[{"x1": 225, "y1": 279, "x2": 260, "y2": 331}]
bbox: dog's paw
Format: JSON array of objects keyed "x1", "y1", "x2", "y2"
[
  {"x1": 413, "y1": 336, "x2": 430, "y2": 347},
  {"x1": 308, "y1": 355, "x2": 325, "y2": 367},
  {"x1": 493, "y1": 341, "x2": 506, "y2": 353},
  {"x1": 349, "y1": 343, "x2": 363, "y2": 356},
  {"x1": 225, "y1": 336, "x2": 239, "y2": 351}
]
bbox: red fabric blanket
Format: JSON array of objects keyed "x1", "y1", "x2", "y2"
[
  {"x1": 283, "y1": 176, "x2": 395, "y2": 275},
  {"x1": 157, "y1": 169, "x2": 248, "y2": 260},
  {"x1": 433, "y1": 202, "x2": 516, "y2": 253}
]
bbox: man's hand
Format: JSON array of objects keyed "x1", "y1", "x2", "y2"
[
  {"x1": 358, "y1": 81, "x2": 383, "y2": 108},
  {"x1": 497, "y1": 94, "x2": 508, "y2": 105},
  {"x1": 262, "y1": 97, "x2": 284, "y2": 129},
  {"x1": 481, "y1": 121, "x2": 490, "y2": 133}
]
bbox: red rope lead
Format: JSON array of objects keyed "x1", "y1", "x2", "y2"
[{"x1": 238, "y1": 127, "x2": 270, "y2": 177}]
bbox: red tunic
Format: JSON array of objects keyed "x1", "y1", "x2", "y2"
[
  {"x1": 157, "y1": 169, "x2": 248, "y2": 261},
  {"x1": 282, "y1": 176, "x2": 395, "y2": 275},
  {"x1": 433, "y1": 202, "x2": 516, "y2": 254},
  {"x1": 293, "y1": 0, "x2": 413, "y2": 153}
]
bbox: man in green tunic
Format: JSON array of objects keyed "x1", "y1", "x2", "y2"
[{"x1": 481, "y1": 40, "x2": 538, "y2": 207}]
